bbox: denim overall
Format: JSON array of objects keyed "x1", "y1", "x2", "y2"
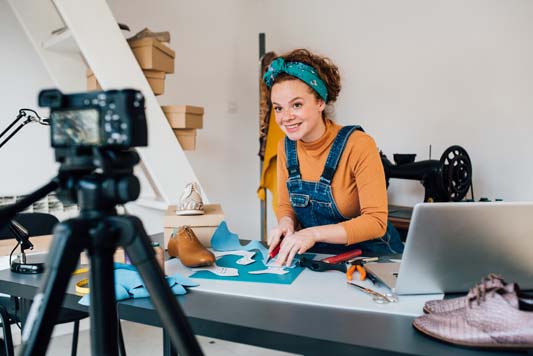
[{"x1": 285, "y1": 125, "x2": 404, "y2": 256}]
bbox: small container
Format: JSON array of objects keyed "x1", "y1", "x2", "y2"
[{"x1": 152, "y1": 242, "x2": 165, "y2": 271}]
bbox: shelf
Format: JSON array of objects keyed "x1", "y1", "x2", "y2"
[
  {"x1": 13, "y1": 0, "x2": 202, "y2": 209},
  {"x1": 42, "y1": 28, "x2": 80, "y2": 53},
  {"x1": 135, "y1": 197, "x2": 168, "y2": 211}
]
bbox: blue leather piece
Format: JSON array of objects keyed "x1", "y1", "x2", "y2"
[
  {"x1": 189, "y1": 254, "x2": 313, "y2": 285},
  {"x1": 211, "y1": 221, "x2": 270, "y2": 263},
  {"x1": 78, "y1": 264, "x2": 196, "y2": 305}
]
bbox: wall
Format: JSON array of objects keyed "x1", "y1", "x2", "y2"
[
  {"x1": 0, "y1": 0, "x2": 57, "y2": 195},
  {"x1": 262, "y1": 0, "x2": 533, "y2": 206},
  {"x1": 3, "y1": 0, "x2": 533, "y2": 239},
  {"x1": 107, "y1": 0, "x2": 264, "y2": 238}
]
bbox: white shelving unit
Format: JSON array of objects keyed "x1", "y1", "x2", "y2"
[
  {"x1": 42, "y1": 28, "x2": 78, "y2": 53},
  {"x1": 7, "y1": 0, "x2": 204, "y2": 232}
]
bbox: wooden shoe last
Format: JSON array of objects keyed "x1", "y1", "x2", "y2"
[{"x1": 167, "y1": 226, "x2": 215, "y2": 267}]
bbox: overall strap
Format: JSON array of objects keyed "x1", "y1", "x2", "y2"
[
  {"x1": 320, "y1": 125, "x2": 364, "y2": 185},
  {"x1": 284, "y1": 137, "x2": 301, "y2": 180}
]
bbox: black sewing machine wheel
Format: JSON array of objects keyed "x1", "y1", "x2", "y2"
[{"x1": 440, "y1": 145, "x2": 472, "y2": 201}]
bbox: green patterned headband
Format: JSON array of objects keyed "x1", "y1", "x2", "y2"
[{"x1": 263, "y1": 57, "x2": 328, "y2": 102}]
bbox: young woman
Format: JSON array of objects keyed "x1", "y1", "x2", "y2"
[{"x1": 264, "y1": 49, "x2": 404, "y2": 267}]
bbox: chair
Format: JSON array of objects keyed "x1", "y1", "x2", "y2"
[{"x1": 0, "y1": 212, "x2": 89, "y2": 356}]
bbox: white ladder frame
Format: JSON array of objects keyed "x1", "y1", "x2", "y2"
[{"x1": 7, "y1": 0, "x2": 204, "y2": 214}]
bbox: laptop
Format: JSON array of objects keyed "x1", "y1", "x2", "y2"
[{"x1": 365, "y1": 202, "x2": 533, "y2": 295}]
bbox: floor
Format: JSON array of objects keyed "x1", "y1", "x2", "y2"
[{"x1": 12, "y1": 320, "x2": 299, "y2": 356}]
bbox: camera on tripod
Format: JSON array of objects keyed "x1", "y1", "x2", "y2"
[
  {"x1": 39, "y1": 88, "x2": 148, "y2": 148},
  {"x1": 0, "y1": 88, "x2": 204, "y2": 355}
]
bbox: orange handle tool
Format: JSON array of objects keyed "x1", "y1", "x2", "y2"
[
  {"x1": 356, "y1": 265, "x2": 366, "y2": 281},
  {"x1": 346, "y1": 265, "x2": 356, "y2": 281},
  {"x1": 346, "y1": 265, "x2": 367, "y2": 281}
]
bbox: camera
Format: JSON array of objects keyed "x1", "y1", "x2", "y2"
[{"x1": 39, "y1": 89, "x2": 148, "y2": 148}]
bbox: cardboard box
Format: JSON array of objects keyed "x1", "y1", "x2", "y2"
[
  {"x1": 164, "y1": 204, "x2": 224, "y2": 226},
  {"x1": 162, "y1": 105, "x2": 204, "y2": 129},
  {"x1": 86, "y1": 69, "x2": 165, "y2": 95},
  {"x1": 80, "y1": 248, "x2": 125, "y2": 264},
  {"x1": 86, "y1": 71, "x2": 100, "y2": 91},
  {"x1": 143, "y1": 69, "x2": 165, "y2": 95},
  {"x1": 128, "y1": 38, "x2": 175, "y2": 74},
  {"x1": 173, "y1": 129, "x2": 196, "y2": 150},
  {"x1": 163, "y1": 204, "x2": 224, "y2": 249}
]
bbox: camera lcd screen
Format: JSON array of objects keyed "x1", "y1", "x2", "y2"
[{"x1": 51, "y1": 109, "x2": 100, "y2": 146}]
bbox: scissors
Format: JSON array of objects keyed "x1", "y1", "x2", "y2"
[{"x1": 347, "y1": 280, "x2": 399, "y2": 304}]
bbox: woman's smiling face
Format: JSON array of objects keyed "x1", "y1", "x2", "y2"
[{"x1": 271, "y1": 79, "x2": 326, "y2": 142}]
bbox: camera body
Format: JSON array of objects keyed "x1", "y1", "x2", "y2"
[{"x1": 39, "y1": 89, "x2": 147, "y2": 148}]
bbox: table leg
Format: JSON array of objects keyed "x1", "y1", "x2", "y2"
[
  {"x1": 18, "y1": 298, "x2": 32, "y2": 329},
  {"x1": 117, "y1": 318, "x2": 127, "y2": 356},
  {"x1": 163, "y1": 329, "x2": 178, "y2": 356}
]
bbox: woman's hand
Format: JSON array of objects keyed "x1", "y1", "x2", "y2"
[
  {"x1": 268, "y1": 216, "x2": 294, "y2": 255},
  {"x1": 274, "y1": 227, "x2": 318, "y2": 267}
]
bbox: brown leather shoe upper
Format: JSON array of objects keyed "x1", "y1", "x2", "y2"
[{"x1": 169, "y1": 226, "x2": 215, "y2": 267}]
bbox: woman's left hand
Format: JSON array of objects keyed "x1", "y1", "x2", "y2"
[{"x1": 274, "y1": 228, "x2": 318, "y2": 267}]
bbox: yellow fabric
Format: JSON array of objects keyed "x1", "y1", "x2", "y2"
[
  {"x1": 76, "y1": 278, "x2": 90, "y2": 295},
  {"x1": 257, "y1": 110, "x2": 285, "y2": 213}
]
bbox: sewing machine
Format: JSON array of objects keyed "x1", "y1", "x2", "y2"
[{"x1": 380, "y1": 145, "x2": 472, "y2": 202}]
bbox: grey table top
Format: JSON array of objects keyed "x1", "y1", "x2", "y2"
[{"x1": 0, "y1": 235, "x2": 523, "y2": 356}]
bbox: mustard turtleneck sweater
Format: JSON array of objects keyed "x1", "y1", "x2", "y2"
[{"x1": 276, "y1": 119, "x2": 388, "y2": 245}]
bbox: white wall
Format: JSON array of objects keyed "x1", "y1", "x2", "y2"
[
  {"x1": 262, "y1": 0, "x2": 533, "y2": 206},
  {"x1": 107, "y1": 0, "x2": 264, "y2": 238},
  {"x1": 3, "y1": 0, "x2": 533, "y2": 239},
  {"x1": 0, "y1": 0, "x2": 58, "y2": 195}
]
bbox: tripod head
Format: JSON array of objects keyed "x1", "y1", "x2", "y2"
[
  {"x1": 40, "y1": 88, "x2": 148, "y2": 216},
  {"x1": 0, "y1": 88, "x2": 147, "y2": 228},
  {"x1": 56, "y1": 148, "x2": 141, "y2": 217},
  {"x1": 46, "y1": 88, "x2": 147, "y2": 214}
]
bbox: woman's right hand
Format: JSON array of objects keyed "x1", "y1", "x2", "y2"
[{"x1": 268, "y1": 216, "x2": 294, "y2": 254}]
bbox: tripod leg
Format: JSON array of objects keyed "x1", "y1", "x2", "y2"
[
  {"x1": 87, "y1": 221, "x2": 120, "y2": 356},
  {"x1": 110, "y1": 215, "x2": 204, "y2": 356},
  {"x1": 0, "y1": 305, "x2": 14, "y2": 356},
  {"x1": 19, "y1": 220, "x2": 88, "y2": 356}
]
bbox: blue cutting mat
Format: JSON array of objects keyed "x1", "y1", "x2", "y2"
[{"x1": 189, "y1": 252, "x2": 313, "y2": 284}]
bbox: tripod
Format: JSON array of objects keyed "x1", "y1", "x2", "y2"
[{"x1": 1, "y1": 149, "x2": 203, "y2": 356}]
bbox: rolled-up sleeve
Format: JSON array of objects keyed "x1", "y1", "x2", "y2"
[{"x1": 339, "y1": 136, "x2": 388, "y2": 244}]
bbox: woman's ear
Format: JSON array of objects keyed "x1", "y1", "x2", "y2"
[{"x1": 318, "y1": 98, "x2": 326, "y2": 112}]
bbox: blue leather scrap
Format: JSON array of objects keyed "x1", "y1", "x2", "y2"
[
  {"x1": 78, "y1": 263, "x2": 198, "y2": 305},
  {"x1": 211, "y1": 221, "x2": 270, "y2": 264}
]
